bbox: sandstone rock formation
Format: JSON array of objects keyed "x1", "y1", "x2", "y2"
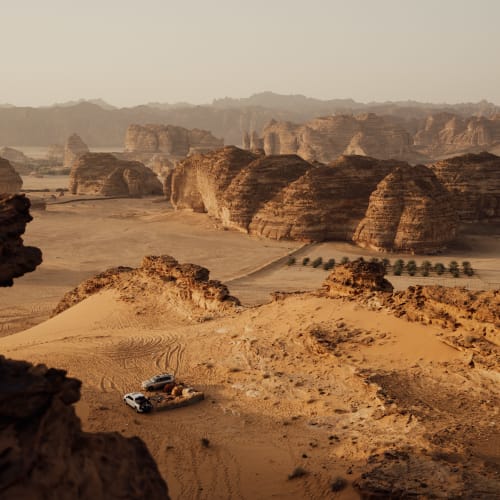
[
  {"x1": 414, "y1": 113, "x2": 500, "y2": 158},
  {"x1": 125, "y1": 124, "x2": 223, "y2": 157},
  {"x1": 259, "y1": 114, "x2": 413, "y2": 163},
  {"x1": 170, "y1": 146, "x2": 259, "y2": 213},
  {"x1": 0, "y1": 147, "x2": 30, "y2": 166},
  {"x1": 169, "y1": 147, "x2": 459, "y2": 252},
  {"x1": 322, "y1": 259, "x2": 394, "y2": 297},
  {"x1": 431, "y1": 152, "x2": 500, "y2": 222},
  {"x1": 0, "y1": 356, "x2": 169, "y2": 499},
  {"x1": 248, "y1": 155, "x2": 403, "y2": 241},
  {"x1": 54, "y1": 255, "x2": 240, "y2": 317},
  {"x1": 46, "y1": 144, "x2": 64, "y2": 162},
  {"x1": 0, "y1": 194, "x2": 42, "y2": 286},
  {"x1": 0, "y1": 157, "x2": 22, "y2": 193},
  {"x1": 63, "y1": 133, "x2": 89, "y2": 168},
  {"x1": 353, "y1": 164, "x2": 458, "y2": 253},
  {"x1": 69, "y1": 153, "x2": 162, "y2": 196}
]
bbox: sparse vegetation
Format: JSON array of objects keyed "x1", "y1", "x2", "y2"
[
  {"x1": 331, "y1": 477, "x2": 348, "y2": 492},
  {"x1": 420, "y1": 260, "x2": 432, "y2": 277},
  {"x1": 200, "y1": 438, "x2": 210, "y2": 448},
  {"x1": 302, "y1": 257, "x2": 310, "y2": 266},
  {"x1": 323, "y1": 258, "x2": 335, "y2": 271},
  {"x1": 462, "y1": 261, "x2": 474, "y2": 276},
  {"x1": 340, "y1": 256, "x2": 350, "y2": 265},
  {"x1": 286, "y1": 256, "x2": 296, "y2": 266},
  {"x1": 406, "y1": 260, "x2": 417, "y2": 276},
  {"x1": 311, "y1": 257, "x2": 323, "y2": 268},
  {"x1": 287, "y1": 467, "x2": 308, "y2": 480},
  {"x1": 434, "y1": 262, "x2": 445, "y2": 275}
]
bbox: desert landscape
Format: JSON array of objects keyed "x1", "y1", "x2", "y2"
[{"x1": 1, "y1": 2, "x2": 500, "y2": 499}]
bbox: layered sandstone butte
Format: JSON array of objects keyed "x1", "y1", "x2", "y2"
[
  {"x1": 0, "y1": 356, "x2": 169, "y2": 499},
  {"x1": 0, "y1": 157, "x2": 22, "y2": 193},
  {"x1": 125, "y1": 124, "x2": 223, "y2": 156},
  {"x1": 430, "y1": 152, "x2": 500, "y2": 222},
  {"x1": 353, "y1": 164, "x2": 458, "y2": 253},
  {"x1": 0, "y1": 147, "x2": 30, "y2": 166},
  {"x1": 54, "y1": 255, "x2": 240, "y2": 317},
  {"x1": 248, "y1": 155, "x2": 403, "y2": 241},
  {"x1": 260, "y1": 114, "x2": 413, "y2": 163},
  {"x1": 170, "y1": 146, "x2": 259, "y2": 213},
  {"x1": 69, "y1": 153, "x2": 162, "y2": 197},
  {"x1": 169, "y1": 147, "x2": 458, "y2": 252},
  {"x1": 0, "y1": 194, "x2": 42, "y2": 286},
  {"x1": 414, "y1": 113, "x2": 500, "y2": 158},
  {"x1": 63, "y1": 133, "x2": 89, "y2": 168}
]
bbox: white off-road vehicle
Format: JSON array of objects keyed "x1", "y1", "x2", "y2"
[
  {"x1": 123, "y1": 392, "x2": 153, "y2": 413},
  {"x1": 141, "y1": 373, "x2": 175, "y2": 391}
]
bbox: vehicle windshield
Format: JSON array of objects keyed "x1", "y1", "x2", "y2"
[{"x1": 136, "y1": 396, "x2": 147, "y2": 403}]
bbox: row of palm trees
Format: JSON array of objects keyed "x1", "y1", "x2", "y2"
[{"x1": 286, "y1": 255, "x2": 475, "y2": 277}]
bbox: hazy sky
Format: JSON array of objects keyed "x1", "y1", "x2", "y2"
[{"x1": 2, "y1": 0, "x2": 499, "y2": 107}]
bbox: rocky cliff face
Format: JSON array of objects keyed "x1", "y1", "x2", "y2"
[
  {"x1": 125, "y1": 124, "x2": 223, "y2": 156},
  {"x1": 353, "y1": 164, "x2": 459, "y2": 253},
  {"x1": 260, "y1": 114, "x2": 413, "y2": 163},
  {"x1": 430, "y1": 152, "x2": 500, "y2": 222},
  {"x1": 63, "y1": 133, "x2": 89, "y2": 168},
  {"x1": 0, "y1": 194, "x2": 42, "y2": 286},
  {"x1": 0, "y1": 157, "x2": 22, "y2": 193},
  {"x1": 169, "y1": 148, "x2": 458, "y2": 252},
  {"x1": 54, "y1": 255, "x2": 240, "y2": 317},
  {"x1": 69, "y1": 153, "x2": 162, "y2": 197},
  {"x1": 170, "y1": 146, "x2": 259, "y2": 213},
  {"x1": 0, "y1": 356, "x2": 169, "y2": 499},
  {"x1": 248, "y1": 155, "x2": 402, "y2": 241}
]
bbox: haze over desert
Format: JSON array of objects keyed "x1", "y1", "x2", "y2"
[{"x1": 1, "y1": 1, "x2": 500, "y2": 499}]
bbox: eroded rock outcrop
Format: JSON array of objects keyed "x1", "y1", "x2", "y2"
[
  {"x1": 63, "y1": 133, "x2": 89, "y2": 168},
  {"x1": 69, "y1": 153, "x2": 162, "y2": 196},
  {"x1": 431, "y1": 152, "x2": 500, "y2": 221},
  {"x1": 53, "y1": 255, "x2": 240, "y2": 317},
  {"x1": 0, "y1": 194, "x2": 42, "y2": 286},
  {"x1": 353, "y1": 164, "x2": 458, "y2": 253},
  {"x1": 248, "y1": 155, "x2": 403, "y2": 241},
  {"x1": 260, "y1": 114, "x2": 413, "y2": 163},
  {"x1": 322, "y1": 259, "x2": 394, "y2": 297},
  {"x1": 125, "y1": 124, "x2": 223, "y2": 156},
  {"x1": 0, "y1": 157, "x2": 22, "y2": 193},
  {"x1": 0, "y1": 356, "x2": 169, "y2": 499},
  {"x1": 170, "y1": 147, "x2": 458, "y2": 252}
]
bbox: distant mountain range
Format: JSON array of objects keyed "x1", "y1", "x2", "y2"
[{"x1": 0, "y1": 92, "x2": 498, "y2": 147}]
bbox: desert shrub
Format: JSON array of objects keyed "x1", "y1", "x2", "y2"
[
  {"x1": 434, "y1": 263, "x2": 445, "y2": 275},
  {"x1": 302, "y1": 257, "x2": 310, "y2": 266},
  {"x1": 340, "y1": 256, "x2": 350, "y2": 265},
  {"x1": 323, "y1": 258, "x2": 335, "y2": 271},
  {"x1": 288, "y1": 467, "x2": 308, "y2": 480},
  {"x1": 381, "y1": 258, "x2": 390, "y2": 269},
  {"x1": 420, "y1": 260, "x2": 432, "y2": 276},
  {"x1": 200, "y1": 438, "x2": 210, "y2": 448},
  {"x1": 331, "y1": 477, "x2": 347, "y2": 492},
  {"x1": 393, "y1": 267, "x2": 402, "y2": 276},
  {"x1": 393, "y1": 259, "x2": 404, "y2": 275},
  {"x1": 312, "y1": 257, "x2": 323, "y2": 268},
  {"x1": 286, "y1": 256, "x2": 296, "y2": 266}
]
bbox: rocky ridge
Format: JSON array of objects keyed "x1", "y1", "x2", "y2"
[
  {"x1": 0, "y1": 356, "x2": 169, "y2": 499},
  {"x1": 69, "y1": 153, "x2": 162, "y2": 196},
  {"x1": 0, "y1": 194, "x2": 42, "y2": 286},
  {"x1": 53, "y1": 255, "x2": 240, "y2": 318},
  {"x1": 63, "y1": 133, "x2": 89, "y2": 168},
  {"x1": 0, "y1": 157, "x2": 22, "y2": 193},
  {"x1": 169, "y1": 147, "x2": 458, "y2": 252}
]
